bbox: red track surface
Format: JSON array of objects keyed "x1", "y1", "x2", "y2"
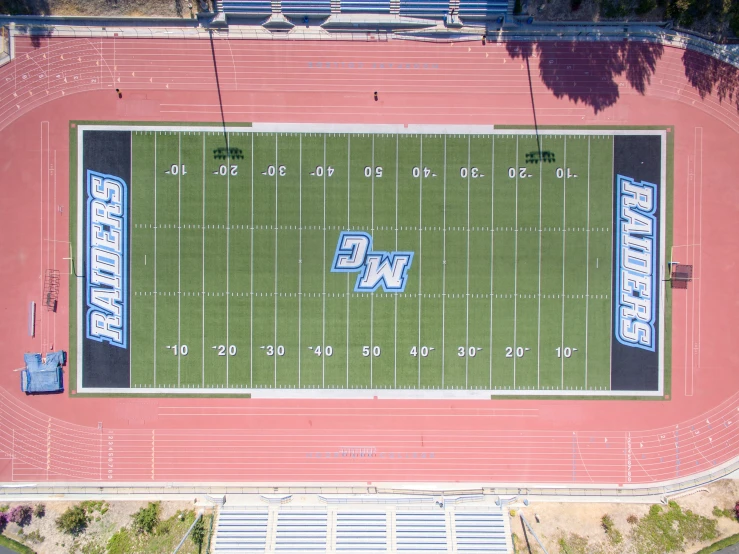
[{"x1": 0, "y1": 36, "x2": 737, "y2": 484}]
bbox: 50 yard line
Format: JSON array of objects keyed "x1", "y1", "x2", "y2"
[
  {"x1": 153, "y1": 132, "x2": 158, "y2": 387},
  {"x1": 371, "y1": 134, "x2": 376, "y2": 389}
]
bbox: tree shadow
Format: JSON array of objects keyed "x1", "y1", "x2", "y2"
[
  {"x1": 506, "y1": 40, "x2": 664, "y2": 113},
  {"x1": 15, "y1": 24, "x2": 51, "y2": 48},
  {"x1": 682, "y1": 48, "x2": 739, "y2": 111},
  {"x1": 0, "y1": 0, "x2": 50, "y2": 16}
]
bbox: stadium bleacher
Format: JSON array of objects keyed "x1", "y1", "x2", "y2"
[
  {"x1": 457, "y1": 0, "x2": 508, "y2": 17},
  {"x1": 454, "y1": 511, "x2": 509, "y2": 552},
  {"x1": 275, "y1": 510, "x2": 328, "y2": 551},
  {"x1": 281, "y1": 0, "x2": 332, "y2": 15},
  {"x1": 338, "y1": 0, "x2": 391, "y2": 13},
  {"x1": 398, "y1": 0, "x2": 449, "y2": 17},
  {"x1": 213, "y1": 508, "x2": 269, "y2": 554},
  {"x1": 395, "y1": 511, "x2": 448, "y2": 551},
  {"x1": 221, "y1": 0, "x2": 274, "y2": 15},
  {"x1": 335, "y1": 512, "x2": 387, "y2": 551},
  {"x1": 222, "y1": 0, "x2": 508, "y2": 17}
]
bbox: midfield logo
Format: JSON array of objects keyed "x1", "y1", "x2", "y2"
[{"x1": 331, "y1": 231, "x2": 414, "y2": 293}]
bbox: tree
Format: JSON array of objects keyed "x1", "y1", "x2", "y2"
[
  {"x1": 56, "y1": 505, "x2": 89, "y2": 536},
  {"x1": 8, "y1": 505, "x2": 33, "y2": 526},
  {"x1": 131, "y1": 502, "x2": 160, "y2": 534},
  {"x1": 33, "y1": 503, "x2": 45, "y2": 518},
  {"x1": 190, "y1": 516, "x2": 206, "y2": 548}
]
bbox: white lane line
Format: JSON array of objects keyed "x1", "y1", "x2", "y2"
[
  {"x1": 154, "y1": 132, "x2": 158, "y2": 387},
  {"x1": 513, "y1": 136, "x2": 519, "y2": 388},
  {"x1": 584, "y1": 137, "x2": 591, "y2": 388},
  {"x1": 250, "y1": 132, "x2": 254, "y2": 387},
  {"x1": 489, "y1": 135, "x2": 494, "y2": 390},
  {"x1": 177, "y1": 131, "x2": 182, "y2": 386},
  {"x1": 322, "y1": 133, "x2": 327, "y2": 388},
  {"x1": 202, "y1": 133, "x2": 205, "y2": 387},
  {"x1": 560, "y1": 137, "x2": 567, "y2": 389},
  {"x1": 465, "y1": 135, "x2": 471, "y2": 388},
  {"x1": 298, "y1": 134, "x2": 302, "y2": 388},
  {"x1": 274, "y1": 133, "x2": 278, "y2": 388},
  {"x1": 537, "y1": 136, "x2": 543, "y2": 389},
  {"x1": 442, "y1": 135, "x2": 447, "y2": 388},
  {"x1": 394, "y1": 134, "x2": 399, "y2": 388}
]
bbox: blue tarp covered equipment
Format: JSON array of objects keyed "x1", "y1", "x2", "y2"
[{"x1": 21, "y1": 351, "x2": 65, "y2": 393}]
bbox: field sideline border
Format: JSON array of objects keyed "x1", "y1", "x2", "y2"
[{"x1": 70, "y1": 122, "x2": 670, "y2": 399}]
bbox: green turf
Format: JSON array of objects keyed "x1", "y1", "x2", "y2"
[{"x1": 118, "y1": 129, "x2": 624, "y2": 392}]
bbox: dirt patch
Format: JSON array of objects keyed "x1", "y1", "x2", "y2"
[
  {"x1": 0, "y1": 0, "x2": 214, "y2": 17},
  {"x1": 509, "y1": 479, "x2": 739, "y2": 553},
  {"x1": 1, "y1": 499, "x2": 197, "y2": 553}
]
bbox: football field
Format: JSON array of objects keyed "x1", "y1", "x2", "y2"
[{"x1": 73, "y1": 124, "x2": 668, "y2": 396}]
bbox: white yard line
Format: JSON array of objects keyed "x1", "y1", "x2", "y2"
[
  {"x1": 489, "y1": 136, "x2": 494, "y2": 390},
  {"x1": 226, "y1": 132, "x2": 231, "y2": 386},
  {"x1": 417, "y1": 135, "x2": 423, "y2": 388},
  {"x1": 537, "y1": 136, "x2": 544, "y2": 389},
  {"x1": 322, "y1": 133, "x2": 327, "y2": 388},
  {"x1": 177, "y1": 132, "x2": 182, "y2": 386},
  {"x1": 585, "y1": 137, "x2": 591, "y2": 388},
  {"x1": 442, "y1": 136, "x2": 447, "y2": 389},
  {"x1": 394, "y1": 134, "x2": 399, "y2": 388},
  {"x1": 298, "y1": 135, "x2": 303, "y2": 388},
  {"x1": 274, "y1": 134, "x2": 278, "y2": 388},
  {"x1": 560, "y1": 137, "x2": 568, "y2": 389},
  {"x1": 153, "y1": 132, "x2": 158, "y2": 387},
  {"x1": 202, "y1": 133, "x2": 206, "y2": 387},
  {"x1": 250, "y1": 133, "x2": 254, "y2": 387},
  {"x1": 465, "y1": 136, "x2": 471, "y2": 388},
  {"x1": 371, "y1": 134, "x2": 375, "y2": 388},
  {"x1": 346, "y1": 136, "x2": 351, "y2": 388},
  {"x1": 513, "y1": 136, "x2": 519, "y2": 388}
]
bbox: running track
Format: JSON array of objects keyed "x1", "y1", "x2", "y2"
[{"x1": 0, "y1": 35, "x2": 737, "y2": 485}]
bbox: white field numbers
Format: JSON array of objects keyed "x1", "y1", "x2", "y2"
[
  {"x1": 410, "y1": 346, "x2": 433, "y2": 357},
  {"x1": 362, "y1": 346, "x2": 381, "y2": 357},
  {"x1": 458, "y1": 347, "x2": 481, "y2": 357},
  {"x1": 313, "y1": 166, "x2": 334, "y2": 177},
  {"x1": 264, "y1": 165, "x2": 286, "y2": 177},
  {"x1": 168, "y1": 345, "x2": 188, "y2": 355},
  {"x1": 214, "y1": 345, "x2": 237, "y2": 356},
  {"x1": 460, "y1": 167, "x2": 483, "y2": 178},
  {"x1": 412, "y1": 167, "x2": 433, "y2": 178},
  {"x1": 364, "y1": 166, "x2": 383, "y2": 178},
  {"x1": 556, "y1": 347, "x2": 576, "y2": 358},
  {"x1": 505, "y1": 346, "x2": 526, "y2": 358},
  {"x1": 213, "y1": 164, "x2": 238, "y2": 176},
  {"x1": 313, "y1": 345, "x2": 333, "y2": 356},
  {"x1": 168, "y1": 164, "x2": 186, "y2": 175},
  {"x1": 265, "y1": 345, "x2": 285, "y2": 356}
]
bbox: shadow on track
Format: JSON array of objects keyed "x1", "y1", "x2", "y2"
[
  {"x1": 683, "y1": 48, "x2": 739, "y2": 111},
  {"x1": 506, "y1": 40, "x2": 664, "y2": 114}
]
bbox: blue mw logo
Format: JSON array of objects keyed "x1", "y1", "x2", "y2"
[{"x1": 331, "y1": 231, "x2": 414, "y2": 293}]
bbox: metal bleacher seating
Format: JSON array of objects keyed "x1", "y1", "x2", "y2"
[
  {"x1": 221, "y1": 0, "x2": 273, "y2": 14},
  {"x1": 282, "y1": 0, "x2": 332, "y2": 15},
  {"x1": 213, "y1": 508, "x2": 269, "y2": 554},
  {"x1": 275, "y1": 510, "x2": 328, "y2": 551},
  {"x1": 339, "y1": 0, "x2": 391, "y2": 13},
  {"x1": 454, "y1": 511, "x2": 509, "y2": 552},
  {"x1": 335, "y1": 512, "x2": 387, "y2": 551},
  {"x1": 457, "y1": 0, "x2": 508, "y2": 17},
  {"x1": 395, "y1": 511, "x2": 448, "y2": 551},
  {"x1": 398, "y1": 0, "x2": 449, "y2": 17}
]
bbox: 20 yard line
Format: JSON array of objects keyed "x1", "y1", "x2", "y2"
[
  {"x1": 226, "y1": 131, "x2": 231, "y2": 386},
  {"x1": 177, "y1": 132, "x2": 182, "y2": 386},
  {"x1": 585, "y1": 137, "x2": 591, "y2": 388},
  {"x1": 513, "y1": 136, "x2": 519, "y2": 388},
  {"x1": 560, "y1": 136, "x2": 568, "y2": 388},
  {"x1": 537, "y1": 136, "x2": 544, "y2": 389}
]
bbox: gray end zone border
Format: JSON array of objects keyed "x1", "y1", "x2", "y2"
[{"x1": 75, "y1": 124, "x2": 668, "y2": 398}]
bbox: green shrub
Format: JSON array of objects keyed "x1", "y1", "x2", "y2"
[
  {"x1": 131, "y1": 502, "x2": 160, "y2": 535},
  {"x1": 106, "y1": 527, "x2": 134, "y2": 554},
  {"x1": 630, "y1": 501, "x2": 718, "y2": 554},
  {"x1": 56, "y1": 504, "x2": 89, "y2": 536},
  {"x1": 191, "y1": 516, "x2": 206, "y2": 547},
  {"x1": 33, "y1": 503, "x2": 45, "y2": 518},
  {"x1": 23, "y1": 529, "x2": 45, "y2": 544},
  {"x1": 636, "y1": 0, "x2": 657, "y2": 14},
  {"x1": 0, "y1": 505, "x2": 8, "y2": 513},
  {"x1": 694, "y1": 532, "x2": 739, "y2": 554}
]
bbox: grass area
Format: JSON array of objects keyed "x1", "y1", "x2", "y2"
[
  {"x1": 107, "y1": 509, "x2": 211, "y2": 554},
  {"x1": 73, "y1": 125, "x2": 670, "y2": 396},
  {"x1": 0, "y1": 534, "x2": 36, "y2": 554},
  {"x1": 694, "y1": 532, "x2": 739, "y2": 554},
  {"x1": 631, "y1": 501, "x2": 718, "y2": 554}
]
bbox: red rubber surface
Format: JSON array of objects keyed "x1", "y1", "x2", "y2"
[{"x1": 0, "y1": 36, "x2": 737, "y2": 484}]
